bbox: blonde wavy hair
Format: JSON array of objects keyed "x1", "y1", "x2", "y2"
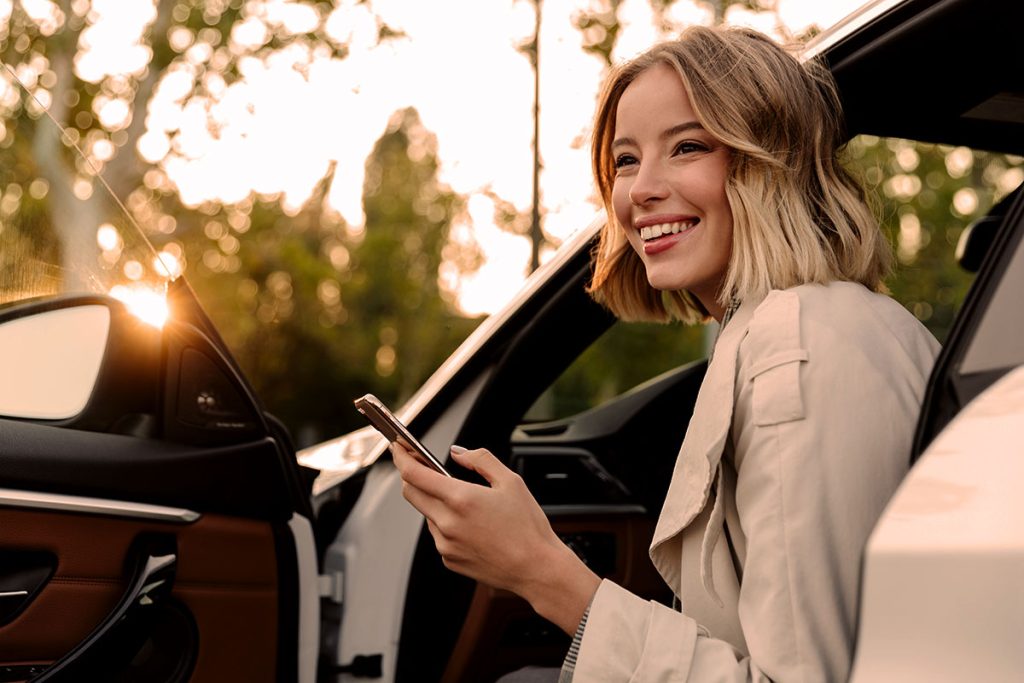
[{"x1": 588, "y1": 26, "x2": 892, "y2": 323}]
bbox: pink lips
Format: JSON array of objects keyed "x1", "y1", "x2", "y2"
[{"x1": 643, "y1": 231, "x2": 687, "y2": 255}]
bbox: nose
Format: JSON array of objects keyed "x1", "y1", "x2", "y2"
[{"x1": 627, "y1": 160, "x2": 670, "y2": 207}]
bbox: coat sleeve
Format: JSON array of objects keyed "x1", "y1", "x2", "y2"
[
  {"x1": 571, "y1": 290, "x2": 932, "y2": 682},
  {"x1": 571, "y1": 579, "x2": 767, "y2": 681}
]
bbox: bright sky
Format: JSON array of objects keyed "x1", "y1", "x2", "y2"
[{"x1": 83, "y1": 0, "x2": 870, "y2": 316}]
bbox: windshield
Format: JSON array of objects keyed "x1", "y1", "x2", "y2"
[{"x1": 0, "y1": 66, "x2": 174, "y2": 327}]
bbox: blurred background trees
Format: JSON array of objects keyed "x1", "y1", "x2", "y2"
[
  {"x1": 0, "y1": 0, "x2": 480, "y2": 443},
  {"x1": 0, "y1": 0, "x2": 1020, "y2": 445}
]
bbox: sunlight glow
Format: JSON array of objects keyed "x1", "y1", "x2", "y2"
[
  {"x1": 74, "y1": 0, "x2": 156, "y2": 84},
  {"x1": 263, "y1": 0, "x2": 320, "y2": 34},
  {"x1": 952, "y1": 187, "x2": 979, "y2": 216},
  {"x1": 21, "y1": 0, "x2": 64, "y2": 36},
  {"x1": 110, "y1": 284, "x2": 169, "y2": 329},
  {"x1": 123, "y1": 260, "x2": 144, "y2": 281},
  {"x1": 0, "y1": 2, "x2": 13, "y2": 31},
  {"x1": 134, "y1": 0, "x2": 868, "y2": 315},
  {"x1": 94, "y1": 96, "x2": 131, "y2": 130}
]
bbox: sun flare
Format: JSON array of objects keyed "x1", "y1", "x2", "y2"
[{"x1": 110, "y1": 284, "x2": 169, "y2": 329}]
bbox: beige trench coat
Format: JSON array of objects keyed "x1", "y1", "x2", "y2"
[{"x1": 572, "y1": 282, "x2": 940, "y2": 682}]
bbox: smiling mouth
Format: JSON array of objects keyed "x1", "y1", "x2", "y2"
[{"x1": 639, "y1": 220, "x2": 699, "y2": 242}]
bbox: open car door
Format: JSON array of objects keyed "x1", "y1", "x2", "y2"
[{"x1": 0, "y1": 73, "x2": 317, "y2": 682}]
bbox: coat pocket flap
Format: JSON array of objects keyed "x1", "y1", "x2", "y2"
[
  {"x1": 751, "y1": 350, "x2": 808, "y2": 426},
  {"x1": 748, "y1": 349, "x2": 809, "y2": 379}
]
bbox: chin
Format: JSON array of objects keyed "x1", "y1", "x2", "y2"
[{"x1": 644, "y1": 269, "x2": 690, "y2": 293}]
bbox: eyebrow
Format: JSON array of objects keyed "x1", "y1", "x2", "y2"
[{"x1": 611, "y1": 121, "x2": 706, "y2": 150}]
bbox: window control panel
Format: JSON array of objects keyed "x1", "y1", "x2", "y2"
[{"x1": 558, "y1": 531, "x2": 616, "y2": 575}]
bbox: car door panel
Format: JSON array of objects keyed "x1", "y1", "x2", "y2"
[
  {"x1": 0, "y1": 506, "x2": 281, "y2": 681},
  {"x1": 0, "y1": 419, "x2": 294, "y2": 521},
  {"x1": 0, "y1": 296, "x2": 311, "y2": 681}
]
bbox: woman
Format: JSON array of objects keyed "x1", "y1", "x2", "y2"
[{"x1": 392, "y1": 26, "x2": 940, "y2": 681}]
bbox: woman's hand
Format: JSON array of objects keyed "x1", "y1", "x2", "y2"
[{"x1": 390, "y1": 442, "x2": 601, "y2": 634}]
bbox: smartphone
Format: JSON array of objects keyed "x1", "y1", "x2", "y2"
[{"x1": 353, "y1": 394, "x2": 452, "y2": 477}]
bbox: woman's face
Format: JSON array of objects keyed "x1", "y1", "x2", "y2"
[{"x1": 611, "y1": 62, "x2": 733, "y2": 319}]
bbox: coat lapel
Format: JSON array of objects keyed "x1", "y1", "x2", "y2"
[{"x1": 649, "y1": 297, "x2": 758, "y2": 590}]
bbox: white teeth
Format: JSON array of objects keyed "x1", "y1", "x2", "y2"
[{"x1": 639, "y1": 221, "x2": 696, "y2": 241}]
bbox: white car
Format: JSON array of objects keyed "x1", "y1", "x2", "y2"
[{"x1": 0, "y1": 0, "x2": 1019, "y2": 681}]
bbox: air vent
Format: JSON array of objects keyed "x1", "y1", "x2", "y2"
[{"x1": 519, "y1": 423, "x2": 569, "y2": 437}]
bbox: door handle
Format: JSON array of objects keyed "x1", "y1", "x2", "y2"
[
  {"x1": 31, "y1": 535, "x2": 177, "y2": 682},
  {"x1": 0, "y1": 551, "x2": 56, "y2": 626}
]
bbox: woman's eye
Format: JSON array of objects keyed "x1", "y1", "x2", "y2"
[
  {"x1": 614, "y1": 153, "x2": 637, "y2": 169},
  {"x1": 674, "y1": 141, "x2": 708, "y2": 155}
]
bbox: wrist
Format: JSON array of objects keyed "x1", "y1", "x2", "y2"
[{"x1": 519, "y1": 539, "x2": 601, "y2": 635}]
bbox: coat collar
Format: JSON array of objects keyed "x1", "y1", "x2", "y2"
[{"x1": 649, "y1": 296, "x2": 760, "y2": 585}]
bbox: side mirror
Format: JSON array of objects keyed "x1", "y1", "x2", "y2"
[
  {"x1": 957, "y1": 187, "x2": 1020, "y2": 273},
  {"x1": 0, "y1": 296, "x2": 162, "y2": 432},
  {"x1": 0, "y1": 304, "x2": 110, "y2": 420},
  {"x1": 956, "y1": 215, "x2": 999, "y2": 273},
  {"x1": 0, "y1": 295, "x2": 264, "y2": 444}
]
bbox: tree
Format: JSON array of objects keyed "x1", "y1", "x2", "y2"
[
  {"x1": 178, "y1": 107, "x2": 481, "y2": 446},
  {"x1": 0, "y1": 1, "x2": 480, "y2": 445},
  {"x1": 0, "y1": 0, "x2": 365, "y2": 279},
  {"x1": 348, "y1": 107, "x2": 480, "y2": 403}
]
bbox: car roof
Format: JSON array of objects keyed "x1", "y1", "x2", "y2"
[{"x1": 811, "y1": 0, "x2": 1024, "y2": 155}]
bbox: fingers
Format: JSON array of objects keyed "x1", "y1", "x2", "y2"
[
  {"x1": 448, "y1": 446, "x2": 518, "y2": 487},
  {"x1": 390, "y1": 442, "x2": 450, "y2": 497},
  {"x1": 406, "y1": 479, "x2": 473, "y2": 576},
  {"x1": 391, "y1": 442, "x2": 478, "y2": 523},
  {"x1": 400, "y1": 474, "x2": 444, "y2": 518},
  {"x1": 422, "y1": 506, "x2": 462, "y2": 574},
  {"x1": 391, "y1": 442, "x2": 451, "y2": 518}
]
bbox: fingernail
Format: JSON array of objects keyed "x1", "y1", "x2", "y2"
[{"x1": 450, "y1": 445, "x2": 468, "y2": 454}]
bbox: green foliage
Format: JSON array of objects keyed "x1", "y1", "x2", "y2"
[
  {"x1": 844, "y1": 136, "x2": 1023, "y2": 342},
  {"x1": 526, "y1": 319, "x2": 708, "y2": 421},
  {"x1": 178, "y1": 107, "x2": 480, "y2": 446},
  {"x1": 573, "y1": 0, "x2": 625, "y2": 66},
  {"x1": 348, "y1": 108, "x2": 476, "y2": 399}
]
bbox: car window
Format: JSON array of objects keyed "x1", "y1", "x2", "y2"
[
  {"x1": 959, "y1": 209, "x2": 1024, "y2": 374},
  {"x1": 523, "y1": 319, "x2": 706, "y2": 422},
  {"x1": 0, "y1": 77, "x2": 174, "y2": 321}
]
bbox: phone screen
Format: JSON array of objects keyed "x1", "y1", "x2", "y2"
[{"x1": 353, "y1": 394, "x2": 452, "y2": 477}]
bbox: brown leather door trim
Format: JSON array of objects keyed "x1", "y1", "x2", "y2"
[{"x1": 0, "y1": 508, "x2": 279, "y2": 682}]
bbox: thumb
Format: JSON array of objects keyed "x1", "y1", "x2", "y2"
[{"x1": 449, "y1": 446, "x2": 511, "y2": 486}]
